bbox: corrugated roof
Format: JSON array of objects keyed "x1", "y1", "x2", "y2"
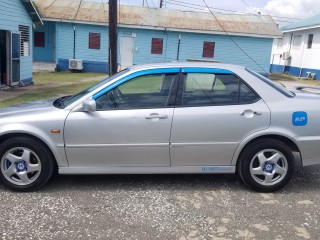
[
  {"x1": 281, "y1": 13, "x2": 320, "y2": 32},
  {"x1": 33, "y1": 0, "x2": 282, "y2": 37},
  {"x1": 22, "y1": 0, "x2": 42, "y2": 24}
]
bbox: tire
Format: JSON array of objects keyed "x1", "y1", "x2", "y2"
[
  {"x1": 237, "y1": 139, "x2": 295, "y2": 192},
  {"x1": 0, "y1": 137, "x2": 55, "y2": 191}
]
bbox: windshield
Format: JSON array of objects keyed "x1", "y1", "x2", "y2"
[
  {"x1": 59, "y1": 69, "x2": 130, "y2": 108},
  {"x1": 246, "y1": 68, "x2": 295, "y2": 98}
]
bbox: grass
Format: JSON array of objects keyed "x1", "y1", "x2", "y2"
[
  {"x1": 269, "y1": 73, "x2": 320, "y2": 86},
  {"x1": 0, "y1": 72, "x2": 106, "y2": 108},
  {"x1": 32, "y1": 71, "x2": 106, "y2": 84}
]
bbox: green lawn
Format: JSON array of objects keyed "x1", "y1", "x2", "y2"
[{"x1": 0, "y1": 72, "x2": 106, "y2": 108}]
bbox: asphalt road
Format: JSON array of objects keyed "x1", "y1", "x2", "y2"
[{"x1": 0, "y1": 159, "x2": 319, "y2": 240}]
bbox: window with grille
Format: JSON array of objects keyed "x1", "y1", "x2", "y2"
[
  {"x1": 307, "y1": 34, "x2": 313, "y2": 49},
  {"x1": 89, "y1": 33, "x2": 101, "y2": 49},
  {"x1": 34, "y1": 32, "x2": 45, "y2": 48},
  {"x1": 203, "y1": 41, "x2": 215, "y2": 58},
  {"x1": 151, "y1": 38, "x2": 163, "y2": 54},
  {"x1": 19, "y1": 25, "x2": 30, "y2": 57}
]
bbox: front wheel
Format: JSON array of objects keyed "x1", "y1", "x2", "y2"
[
  {"x1": 0, "y1": 137, "x2": 55, "y2": 191},
  {"x1": 238, "y1": 139, "x2": 295, "y2": 192}
]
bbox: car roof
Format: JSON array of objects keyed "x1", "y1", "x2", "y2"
[{"x1": 128, "y1": 62, "x2": 246, "y2": 72}]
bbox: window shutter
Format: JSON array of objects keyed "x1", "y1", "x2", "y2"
[
  {"x1": 151, "y1": 38, "x2": 163, "y2": 54},
  {"x1": 203, "y1": 41, "x2": 215, "y2": 58},
  {"x1": 19, "y1": 25, "x2": 30, "y2": 56},
  {"x1": 89, "y1": 33, "x2": 101, "y2": 49},
  {"x1": 34, "y1": 32, "x2": 45, "y2": 48}
]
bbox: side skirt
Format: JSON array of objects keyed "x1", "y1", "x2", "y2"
[{"x1": 59, "y1": 166, "x2": 236, "y2": 175}]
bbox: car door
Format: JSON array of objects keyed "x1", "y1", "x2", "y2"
[
  {"x1": 170, "y1": 68, "x2": 271, "y2": 166},
  {"x1": 64, "y1": 69, "x2": 179, "y2": 167}
]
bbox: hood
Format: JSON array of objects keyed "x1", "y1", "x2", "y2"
[{"x1": 0, "y1": 98, "x2": 58, "y2": 118}]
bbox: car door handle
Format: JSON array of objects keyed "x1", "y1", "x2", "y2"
[
  {"x1": 145, "y1": 113, "x2": 168, "y2": 120},
  {"x1": 240, "y1": 110, "x2": 262, "y2": 117}
]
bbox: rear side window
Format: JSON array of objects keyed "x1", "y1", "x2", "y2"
[{"x1": 181, "y1": 73, "x2": 259, "y2": 106}]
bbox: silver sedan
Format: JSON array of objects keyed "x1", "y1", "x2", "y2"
[{"x1": 0, "y1": 62, "x2": 320, "y2": 192}]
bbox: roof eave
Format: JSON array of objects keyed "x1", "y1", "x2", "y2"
[
  {"x1": 21, "y1": 0, "x2": 43, "y2": 25},
  {"x1": 282, "y1": 24, "x2": 320, "y2": 33},
  {"x1": 43, "y1": 18, "x2": 282, "y2": 39}
]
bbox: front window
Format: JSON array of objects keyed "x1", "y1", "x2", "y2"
[
  {"x1": 56, "y1": 69, "x2": 130, "y2": 108},
  {"x1": 95, "y1": 73, "x2": 176, "y2": 110}
]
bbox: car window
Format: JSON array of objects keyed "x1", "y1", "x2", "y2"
[
  {"x1": 95, "y1": 74, "x2": 175, "y2": 110},
  {"x1": 181, "y1": 73, "x2": 259, "y2": 106}
]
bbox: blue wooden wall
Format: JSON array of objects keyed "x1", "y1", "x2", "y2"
[
  {"x1": 33, "y1": 21, "x2": 55, "y2": 62},
  {"x1": 36, "y1": 21, "x2": 273, "y2": 74},
  {"x1": 0, "y1": 0, "x2": 33, "y2": 83}
]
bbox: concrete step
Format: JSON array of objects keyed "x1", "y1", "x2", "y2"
[{"x1": 33, "y1": 61, "x2": 56, "y2": 72}]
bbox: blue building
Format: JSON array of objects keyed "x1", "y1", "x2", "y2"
[
  {"x1": 33, "y1": 0, "x2": 282, "y2": 75},
  {"x1": 0, "y1": 0, "x2": 42, "y2": 86}
]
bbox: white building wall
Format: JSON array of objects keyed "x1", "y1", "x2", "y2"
[{"x1": 270, "y1": 27, "x2": 320, "y2": 76}]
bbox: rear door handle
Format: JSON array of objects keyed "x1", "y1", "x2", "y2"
[
  {"x1": 145, "y1": 113, "x2": 168, "y2": 120},
  {"x1": 240, "y1": 110, "x2": 262, "y2": 117}
]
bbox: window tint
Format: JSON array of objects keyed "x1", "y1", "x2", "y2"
[
  {"x1": 96, "y1": 74, "x2": 175, "y2": 110},
  {"x1": 182, "y1": 73, "x2": 258, "y2": 106}
]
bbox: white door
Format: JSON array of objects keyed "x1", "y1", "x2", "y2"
[{"x1": 120, "y1": 36, "x2": 134, "y2": 69}]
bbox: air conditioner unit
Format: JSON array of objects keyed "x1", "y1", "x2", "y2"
[
  {"x1": 282, "y1": 52, "x2": 291, "y2": 60},
  {"x1": 69, "y1": 59, "x2": 84, "y2": 71}
]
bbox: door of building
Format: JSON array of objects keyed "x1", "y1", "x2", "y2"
[
  {"x1": 0, "y1": 30, "x2": 6, "y2": 86},
  {"x1": 120, "y1": 36, "x2": 134, "y2": 69},
  {"x1": 7, "y1": 31, "x2": 20, "y2": 86}
]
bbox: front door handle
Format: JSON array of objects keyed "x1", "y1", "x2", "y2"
[{"x1": 145, "y1": 113, "x2": 168, "y2": 120}]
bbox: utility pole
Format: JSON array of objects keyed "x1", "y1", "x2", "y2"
[
  {"x1": 109, "y1": 0, "x2": 118, "y2": 76},
  {"x1": 159, "y1": 0, "x2": 163, "y2": 8}
]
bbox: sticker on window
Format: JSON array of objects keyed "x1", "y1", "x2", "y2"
[{"x1": 292, "y1": 112, "x2": 308, "y2": 126}]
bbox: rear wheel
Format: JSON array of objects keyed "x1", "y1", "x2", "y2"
[
  {"x1": 238, "y1": 139, "x2": 295, "y2": 192},
  {"x1": 0, "y1": 137, "x2": 55, "y2": 191}
]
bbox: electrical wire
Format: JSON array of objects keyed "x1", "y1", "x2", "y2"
[
  {"x1": 202, "y1": 0, "x2": 268, "y2": 74},
  {"x1": 73, "y1": 0, "x2": 83, "y2": 23},
  {"x1": 44, "y1": 0, "x2": 56, "y2": 10},
  {"x1": 240, "y1": 0, "x2": 257, "y2": 14},
  {"x1": 165, "y1": 0, "x2": 300, "y2": 21}
]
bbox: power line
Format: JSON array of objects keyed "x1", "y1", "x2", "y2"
[
  {"x1": 73, "y1": 0, "x2": 83, "y2": 23},
  {"x1": 202, "y1": 0, "x2": 268, "y2": 74},
  {"x1": 44, "y1": 0, "x2": 56, "y2": 10},
  {"x1": 166, "y1": 0, "x2": 301, "y2": 21},
  {"x1": 240, "y1": 0, "x2": 257, "y2": 14}
]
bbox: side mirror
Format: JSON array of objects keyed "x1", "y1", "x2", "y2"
[{"x1": 82, "y1": 99, "x2": 96, "y2": 112}]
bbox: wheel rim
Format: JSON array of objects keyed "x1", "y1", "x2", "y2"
[
  {"x1": 249, "y1": 149, "x2": 288, "y2": 186},
  {"x1": 0, "y1": 147, "x2": 42, "y2": 186}
]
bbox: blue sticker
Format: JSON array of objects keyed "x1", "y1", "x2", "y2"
[{"x1": 292, "y1": 112, "x2": 308, "y2": 126}]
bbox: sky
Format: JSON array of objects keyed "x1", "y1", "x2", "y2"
[{"x1": 97, "y1": 0, "x2": 320, "y2": 26}]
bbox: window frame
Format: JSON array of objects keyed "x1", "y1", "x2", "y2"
[
  {"x1": 94, "y1": 72, "x2": 180, "y2": 111},
  {"x1": 89, "y1": 32, "x2": 101, "y2": 50},
  {"x1": 34, "y1": 32, "x2": 45, "y2": 48},
  {"x1": 18, "y1": 25, "x2": 30, "y2": 57},
  {"x1": 307, "y1": 34, "x2": 313, "y2": 49},
  {"x1": 151, "y1": 38, "x2": 163, "y2": 54},
  {"x1": 202, "y1": 41, "x2": 215, "y2": 58},
  {"x1": 175, "y1": 70, "x2": 260, "y2": 107}
]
